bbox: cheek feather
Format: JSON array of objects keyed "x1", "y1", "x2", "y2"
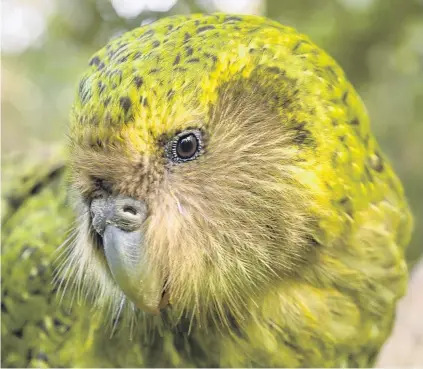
[
  {"x1": 169, "y1": 191, "x2": 186, "y2": 216},
  {"x1": 63, "y1": 77, "x2": 319, "y2": 330}
]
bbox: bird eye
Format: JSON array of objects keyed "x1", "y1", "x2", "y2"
[
  {"x1": 176, "y1": 134, "x2": 198, "y2": 159},
  {"x1": 167, "y1": 129, "x2": 203, "y2": 163}
]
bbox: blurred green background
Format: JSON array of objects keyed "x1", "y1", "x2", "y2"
[{"x1": 1, "y1": 0, "x2": 422, "y2": 265}]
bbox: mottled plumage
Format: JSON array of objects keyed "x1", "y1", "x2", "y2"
[{"x1": 2, "y1": 14, "x2": 413, "y2": 367}]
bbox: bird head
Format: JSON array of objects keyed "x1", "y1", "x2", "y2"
[{"x1": 64, "y1": 13, "x2": 360, "y2": 327}]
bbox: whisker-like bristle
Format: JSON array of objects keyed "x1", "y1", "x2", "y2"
[{"x1": 110, "y1": 297, "x2": 126, "y2": 338}]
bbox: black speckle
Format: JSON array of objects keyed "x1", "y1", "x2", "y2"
[
  {"x1": 331, "y1": 151, "x2": 338, "y2": 167},
  {"x1": 293, "y1": 40, "x2": 306, "y2": 52},
  {"x1": 339, "y1": 197, "x2": 348, "y2": 204},
  {"x1": 224, "y1": 16, "x2": 242, "y2": 22},
  {"x1": 306, "y1": 235, "x2": 322, "y2": 247},
  {"x1": 139, "y1": 29, "x2": 154, "y2": 40},
  {"x1": 111, "y1": 43, "x2": 128, "y2": 60},
  {"x1": 325, "y1": 65, "x2": 338, "y2": 80},
  {"x1": 294, "y1": 131, "x2": 310, "y2": 145},
  {"x1": 120, "y1": 97, "x2": 132, "y2": 114},
  {"x1": 167, "y1": 89, "x2": 175, "y2": 100},
  {"x1": 103, "y1": 97, "x2": 111, "y2": 107},
  {"x1": 30, "y1": 182, "x2": 43, "y2": 196},
  {"x1": 78, "y1": 77, "x2": 90, "y2": 104},
  {"x1": 108, "y1": 49, "x2": 116, "y2": 59},
  {"x1": 105, "y1": 112, "x2": 114, "y2": 126},
  {"x1": 369, "y1": 152, "x2": 384, "y2": 172},
  {"x1": 12, "y1": 328, "x2": 24, "y2": 338},
  {"x1": 167, "y1": 24, "x2": 174, "y2": 31},
  {"x1": 133, "y1": 51, "x2": 142, "y2": 60},
  {"x1": 281, "y1": 94, "x2": 294, "y2": 109},
  {"x1": 266, "y1": 66, "x2": 282, "y2": 75},
  {"x1": 349, "y1": 118, "x2": 359, "y2": 125},
  {"x1": 183, "y1": 32, "x2": 191, "y2": 43},
  {"x1": 173, "y1": 53, "x2": 181, "y2": 66},
  {"x1": 363, "y1": 134, "x2": 370, "y2": 147},
  {"x1": 185, "y1": 46, "x2": 193, "y2": 56},
  {"x1": 112, "y1": 69, "x2": 123, "y2": 83},
  {"x1": 324, "y1": 181, "x2": 332, "y2": 190},
  {"x1": 339, "y1": 196, "x2": 353, "y2": 217},
  {"x1": 280, "y1": 335, "x2": 301, "y2": 352},
  {"x1": 365, "y1": 165, "x2": 374, "y2": 182},
  {"x1": 187, "y1": 58, "x2": 200, "y2": 63},
  {"x1": 152, "y1": 40, "x2": 160, "y2": 48},
  {"x1": 97, "y1": 81, "x2": 105, "y2": 95},
  {"x1": 342, "y1": 91, "x2": 349, "y2": 103},
  {"x1": 271, "y1": 92, "x2": 281, "y2": 104},
  {"x1": 197, "y1": 25, "x2": 216, "y2": 33},
  {"x1": 174, "y1": 67, "x2": 187, "y2": 73},
  {"x1": 98, "y1": 62, "x2": 105, "y2": 70},
  {"x1": 293, "y1": 122, "x2": 312, "y2": 145},
  {"x1": 204, "y1": 52, "x2": 217, "y2": 63},
  {"x1": 141, "y1": 96, "x2": 149, "y2": 107},
  {"x1": 1, "y1": 302, "x2": 8, "y2": 313},
  {"x1": 133, "y1": 76, "x2": 143, "y2": 88},
  {"x1": 149, "y1": 68, "x2": 160, "y2": 74},
  {"x1": 89, "y1": 56, "x2": 101, "y2": 67}
]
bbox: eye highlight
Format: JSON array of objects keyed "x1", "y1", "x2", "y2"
[{"x1": 167, "y1": 129, "x2": 203, "y2": 163}]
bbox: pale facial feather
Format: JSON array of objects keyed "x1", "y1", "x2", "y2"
[{"x1": 63, "y1": 80, "x2": 318, "y2": 327}]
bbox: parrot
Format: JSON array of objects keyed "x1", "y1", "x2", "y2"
[{"x1": 1, "y1": 13, "x2": 414, "y2": 368}]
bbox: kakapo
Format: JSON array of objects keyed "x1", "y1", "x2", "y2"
[{"x1": 1, "y1": 13, "x2": 413, "y2": 368}]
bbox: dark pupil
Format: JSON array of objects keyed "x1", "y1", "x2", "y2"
[{"x1": 176, "y1": 134, "x2": 198, "y2": 159}]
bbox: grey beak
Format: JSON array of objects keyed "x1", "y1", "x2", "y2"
[{"x1": 90, "y1": 195, "x2": 164, "y2": 313}]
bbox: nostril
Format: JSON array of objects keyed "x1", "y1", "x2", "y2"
[{"x1": 123, "y1": 205, "x2": 138, "y2": 216}]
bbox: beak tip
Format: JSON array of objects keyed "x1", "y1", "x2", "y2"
[
  {"x1": 102, "y1": 224, "x2": 169, "y2": 315},
  {"x1": 135, "y1": 290, "x2": 170, "y2": 315}
]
